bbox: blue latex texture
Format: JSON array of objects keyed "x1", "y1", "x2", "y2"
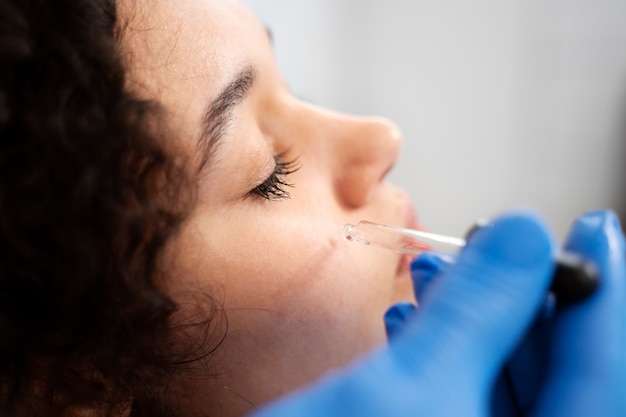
[{"x1": 249, "y1": 211, "x2": 626, "y2": 417}]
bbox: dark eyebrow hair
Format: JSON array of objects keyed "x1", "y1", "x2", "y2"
[{"x1": 196, "y1": 65, "x2": 257, "y2": 172}]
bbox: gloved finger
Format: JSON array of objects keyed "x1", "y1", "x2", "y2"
[
  {"x1": 534, "y1": 210, "x2": 626, "y2": 417},
  {"x1": 388, "y1": 211, "x2": 555, "y2": 395},
  {"x1": 499, "y1": 293, "x2": 555, "y2": 411},
  {"x1": 411, "y1": 252, "x2": 453, "y2": 301},
  {"x1": 384, "y1": 302, "x2": 416, "y2": 339},
  {"x1": 385, "y1": 253, "x2": 452, "y2": 339}
]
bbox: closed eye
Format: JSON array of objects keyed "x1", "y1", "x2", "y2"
[{"x1": 249, "y1": 152, "x2": 300, "y2": 201}]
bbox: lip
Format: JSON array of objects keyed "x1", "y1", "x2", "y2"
[
  {"x1": 396, "y1": 253, "x2": 413, "y2": 276},
  {"x1": 395, "y1": 194, "x2": 421, "y2": 276},
  {"x1": 403, "y1": 199, "x2": 422, "y2": 232}
]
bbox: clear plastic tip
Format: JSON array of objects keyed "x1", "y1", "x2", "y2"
[{"x1": 341, "y1": 220, "x2": 465, "y2": 256}]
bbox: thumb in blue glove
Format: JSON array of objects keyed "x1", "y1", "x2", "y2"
[
  {"x1": 533, "y1": 210, "x2": 626, "y2": 416},
  {"x1": 250, "y1": 211, "x2": 556, "y2": 417},
  {"x1": 492, "y1": 210, "x2": 626, "y2": 417}
]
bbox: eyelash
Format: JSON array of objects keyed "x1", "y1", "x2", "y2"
[{"x1": 250, "y1": 152, "x2": 300, "y2": 201}]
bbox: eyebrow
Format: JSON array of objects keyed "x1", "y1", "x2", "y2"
[{"x1": 196, "y1": 65, "x2": 257, "y2": 172}]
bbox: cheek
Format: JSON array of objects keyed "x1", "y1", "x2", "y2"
[
  {"x1": 159, "y1": 201, "x2": 404, "y2": 401},
  {"x1": 164, "y1": 211, "x2": 397, "y2": 329}
]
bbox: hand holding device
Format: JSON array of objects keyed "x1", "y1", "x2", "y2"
[{"x1": 251, "y1": 212, "x2": 563, "y2": 417}]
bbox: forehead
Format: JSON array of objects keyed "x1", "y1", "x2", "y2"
[{"x1": 118, "y1": 0, "x2": 265, "y2": 105}]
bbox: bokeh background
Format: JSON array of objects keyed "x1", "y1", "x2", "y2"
[{"x1": 241, "y1": 0, "x2": 626, "y2": 239}]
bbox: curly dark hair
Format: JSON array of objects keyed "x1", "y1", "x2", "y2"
[{"x1": 0, "y1": 0, "x2": 217, "y2": 416}]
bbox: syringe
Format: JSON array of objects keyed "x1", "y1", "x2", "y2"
[{"x1": 341, "y1": 220, "x2": 598, "y2": 304}]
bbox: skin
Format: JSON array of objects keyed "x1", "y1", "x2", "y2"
[{"x1": 119, "y1": 0, "x2": 418, "y2": 415}]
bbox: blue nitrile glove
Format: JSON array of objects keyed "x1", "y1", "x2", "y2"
[
  {"x1": 387, "y1": 250, "x2": 525, "y2": 416},
  {"x1": 512, "y1": 210, "x2": 626, "y2": 416},
  {"x1": 384, "y1": 252, "x2": 452, "y2": 339},
  {"x1": 388, "y1": 210, "x2": 626, "y2": 417},
  {"x1": 538, "y1": 212, "x2": 626, "y2": 416},
  {"x1": 250, "y1": 212, "x2": 560, "y2": 417}
]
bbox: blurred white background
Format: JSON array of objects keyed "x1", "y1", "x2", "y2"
[{"x1": 242, "y1": 0, "x2": 626, "y2": 239}]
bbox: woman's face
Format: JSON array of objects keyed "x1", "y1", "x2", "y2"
[{"x1": 120, "y1": 0, "x2": 418, "y2": 415}]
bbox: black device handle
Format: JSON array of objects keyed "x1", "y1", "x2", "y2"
[{"x1": 465, "y1": 221, "x2": 599, "y2": 305}]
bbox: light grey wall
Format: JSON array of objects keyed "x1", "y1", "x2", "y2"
[{"x1": 242, "y1": 0, "x2": 626, "y2": 239}]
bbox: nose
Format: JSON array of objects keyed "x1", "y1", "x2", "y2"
[{"x1": 327, "y1": 112, "x2": 403, "y2": 208}]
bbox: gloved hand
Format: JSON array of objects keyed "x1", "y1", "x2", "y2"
[
  {"x1": 250, "y1": 211, "x2": 579, "y2": 417},
  {"x1": 383, "y1": 251, "x2": 452, "y2": 339},
  {"x1": 515, "y1": 210, "x2": 626, "y2": 416},
  {"x1": 388, "y1": 210, "x2": 626, "y2": 417}
]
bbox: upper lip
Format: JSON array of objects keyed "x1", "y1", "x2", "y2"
[
  {"x1": 400, "y1": 192, "x2": 420, "y2": 232},
  {"x1": 395, "y1": 191, "x2": 420, "y2": 274}
]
